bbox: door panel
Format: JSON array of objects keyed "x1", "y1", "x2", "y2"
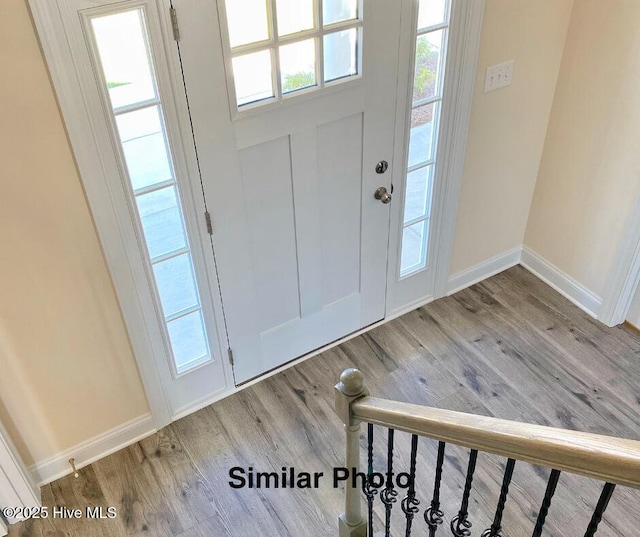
[
  {"x1": 176, "y1": 0, "x2": 402, "y2": 383},
  {"x1": 317, "y1": 113, "x2": 363, "y2": 306},
  {"x1": 240, "y1": 136, "x2": 300, "y2": 332}
]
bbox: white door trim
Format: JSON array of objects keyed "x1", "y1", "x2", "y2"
[
  {"x1": 28, "y1": 0, "x2": 170, "y2": 427},
  {"x1": 431, "y1": 0, "x2": 485, "y2": 299},
  {"x1": 599, "y1": 194, "x2": 640, "y2": 326},
  {"x1": 0, "y1": 421, "x2": 40, "y2": 528}
]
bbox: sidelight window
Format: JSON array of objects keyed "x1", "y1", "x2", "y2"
[
  {"x1": 400, "y1": 0, "x2": 450, "y2": 277},
  {"x1": 88, "y1": 8, "x2": 212, "y2": 375}
]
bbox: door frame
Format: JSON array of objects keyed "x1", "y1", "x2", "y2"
[
  {"x1": 28, "y1": 0, "x2": 485, "y2": 426},
  {"x1": 386, "y1": 0, "x2": 485, "y2": 314},
  {"x1": 28, "y1": 0, "x2": 233, "y2": 427},
  {"x1": 599, "y1": 193, "x2": 640, "y2": 326},
  {"x1": 0, "y1": 420, "x2": 40, "y2": 530}
]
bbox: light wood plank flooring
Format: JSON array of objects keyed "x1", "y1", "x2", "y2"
[{"x1": 9, "y1": 267, "x2": 640, "y2": 536}]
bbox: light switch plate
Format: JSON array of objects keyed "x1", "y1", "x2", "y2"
[{"x1": 484, "y1": 60, "x2": 514, "y2": 92}]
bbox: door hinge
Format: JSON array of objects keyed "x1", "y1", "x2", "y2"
[
  {"x1": 170, "y1": 7, "x2": 180, "y2": 42},
  {"x1": 205, "y1": 211, "x2": 213, "y2": 235},
  {"x1": 227, "y1": 348, "x2": 234, "y2": 366}
]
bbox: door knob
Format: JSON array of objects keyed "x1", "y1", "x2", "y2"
[{"x1": 374, "y1": 187, "x2": 392, "y2": 204}]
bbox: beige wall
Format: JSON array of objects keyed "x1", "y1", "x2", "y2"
[
  {"x1": 525, "y1": 0, "x2": 640, "y2": 298},
  {"x1": 0, "y1": 0, "x2": 149, "y2": 465},
  {"x1": 450, "y1": 0, "x2": 574, "y2": 274}
]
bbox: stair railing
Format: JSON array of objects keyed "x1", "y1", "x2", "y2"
[{"x1": 335, "y1": 368, "x2": 640, "y2": 537}]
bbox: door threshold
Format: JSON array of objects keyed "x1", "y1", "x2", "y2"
[
  {"x1": 171, "y1": 294, "x2": 435, "y2": 422},
  {"x1": 236, "y1": 320, "x2": 383, "y2": 388}
]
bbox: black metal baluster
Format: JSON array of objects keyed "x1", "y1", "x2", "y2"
[
  {"x1": 481, "y1": 458, "x2": 516, "y2": 537},
  {"x1": 531, "y1": 469, "x2": 561, "y2": 537},
  {"x1": 401, "y1": 434, "x2": 421, "y2": 537},
  {"x1": 380, "y1": 429, "x2": 398, "y2": 537},
  {"x1": 450, "y1": 449, "x2": 478, "y2": 537},
  {"x1": 363, "y1": 423, "x2": 378, "y2": 537},
  {"x1": 424, "y1": 441, "x2": 446, "y2": 536},
  {"x1": 583, "y1": 482, "x2": 616, "y2": 537}
]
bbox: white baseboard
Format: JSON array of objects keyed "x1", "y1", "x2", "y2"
[
  {"x1": 520, "y1": 246, "x2": 602, "y2": 318},
  {"x1": 29, "y1": 414, "x2": 156, "y2": 486},
  {"x1": 447, "y1": 247, "x2": 522, "y2": 296}
]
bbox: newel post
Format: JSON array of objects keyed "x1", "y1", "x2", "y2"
[{"x1": 335, "y1": 368, "x2": 369, "y2": 537}]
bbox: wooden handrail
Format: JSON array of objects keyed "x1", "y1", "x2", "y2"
[{"x1": 351, "y1": 396, "x2": 640, "y2": 489}]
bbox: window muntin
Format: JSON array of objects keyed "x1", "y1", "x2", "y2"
[
  {"x1": 89, "y1": 8, "x2": 212, "y2": 374},
  {"x1": 222, "y1": 0, "x2": 363, "y2": 109},
  {"x1": 400, "y1": 0, "x2": 450, "y2": 277}
]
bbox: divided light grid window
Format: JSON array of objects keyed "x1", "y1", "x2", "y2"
[
  {"x1": 86, "y1": 8, "x2": 212, "y2": 375},
  {"x1": 400, "y1": 0, "x2": 450, "y2": 277},
  {"x1": 222, "y1": 0, "x2": 362, "y2": 109}
]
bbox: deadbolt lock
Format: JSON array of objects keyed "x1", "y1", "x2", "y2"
[{"x1": 375, "y1": 160, "x2": 389, "y2": 174}]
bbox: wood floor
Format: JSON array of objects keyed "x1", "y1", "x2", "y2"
[{"x1": 9, "y1": 267, "x2": 640, "y2": 537}]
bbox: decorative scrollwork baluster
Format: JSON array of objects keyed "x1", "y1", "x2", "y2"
[
  {"x1": 380, "y1": 428, "x2": 398, "y2": 537},
  {"x1": 531, "y1": 469, "x2": 561, "y2": 537},
  {"x1": 424, "y1": 441, "x2": 446, "y2": 536},
  {"x1": 481, "y1": 458, "x2": 516, "y2": 537},
  {"x1": 450, "y1": 449, "x2": 478, "y2": 537},
  {"x1": 401, "y1": 434, "x2": 421, "y2": 537},
  {"x1": 583, "y1": 482, "x2": 615, "y2": 537},
  {"x1": 363, "y1": 423, "x2": 378, "y2": 537}
]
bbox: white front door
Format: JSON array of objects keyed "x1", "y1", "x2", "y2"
[
  {"x1": 175, "y1": 0, "x2": 403, "y2": 383},
  {"x1": 32, "y1": 0, "x2": 480, "y2": 418}
]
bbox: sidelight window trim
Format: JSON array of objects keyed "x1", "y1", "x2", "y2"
[{"x1": 28, "y1": 0, "x2": 234, "y2": 427}]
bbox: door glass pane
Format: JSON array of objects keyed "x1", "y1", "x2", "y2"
[
  {"x1": 153, "y1": 254, "x2": 199, "y2": 318},
  {"x1": 116, "y1": 107, "x2": 173, "y2": 191},
  {"x1": 323, "y1": 0, "x2": 358, "y2": 25},
  {"x1": 276, "y1": 0, "x2": 315, "y2": 36},
  {"x1": 91, "y1": 10, "x2": 156, "y2": 109},
  {"x1": 233, "y1": 50, "x2": 274, "y2": 106},
  {"x1": 408, "y1": 102, "x2": 436, "y2": 168},
  {"x1": 324, "y1": 29, "x2": 358, "y2": 82},
  {"x1": 225, "y1": 0, "x2": 270, "y2": 47},
  {"x1": 404, "y1": 165, "x2": 433, "y2": 224},
  {"x1": 418, "y1": 0, "x2": 446, "y2": 30},
  {"x1": 413, "y1": 30, "x2": 444, "y2": 103},
  {"x1": 401, "y1": 219, "x2": 429, "y2": 276},
  {"x1": 116, "y1": 105, "x2": 161, "y2": 141},
  {"x1": 167, "y1": 311, "x2": 209, "y2": 371},
  {"x1": 136, "y1": 187, "x2": 187, "y2": 259},
  {"x1": 281, "y1": 39, "x2": 316, "y2": 93}
]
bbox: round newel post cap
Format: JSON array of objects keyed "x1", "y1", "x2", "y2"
[{"x1": 339, "y1": 368, "x2": 365, "y2": 396}]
